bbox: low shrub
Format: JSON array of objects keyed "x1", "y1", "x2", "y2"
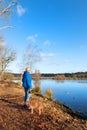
[
  {"x1": 44, "y1": 89, "x2": 53, "y2": 100},
  {"x1": 31, "y1": 86, "x2": 42, "y2": 94}
]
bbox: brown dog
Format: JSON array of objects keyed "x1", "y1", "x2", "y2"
[{"x1": 28, "y1": 100, "x2": 44, "y2": 115}]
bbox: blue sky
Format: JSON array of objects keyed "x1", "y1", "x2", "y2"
[{"x1": 0, "y1": 0, "x2": 87, "y2": 73}]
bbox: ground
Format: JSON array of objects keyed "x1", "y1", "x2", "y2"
[{"x1": 0, "y1": 81, "x2": 87, "y2": 130}]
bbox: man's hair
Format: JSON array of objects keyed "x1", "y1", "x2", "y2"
[{"x1": 25, "y1": 67, "x2": 30, "y2": 72}]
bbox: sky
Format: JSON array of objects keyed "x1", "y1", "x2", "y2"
[{"x1": 0, "y1": 0, "x2": 87, "y2": 73}]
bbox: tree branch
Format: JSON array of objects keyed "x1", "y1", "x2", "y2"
[
  {"x1": 0, "y1": 0, "x2": 17, "y2": 15},
  {"x1": 0, "y1": 26, "x2": 12, "y2": 30}
]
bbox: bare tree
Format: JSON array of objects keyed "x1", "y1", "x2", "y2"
[
  {"x1": 22, "y1": 44, "x2": 41, "y2": 72},
  {"x1": 0, "y1": 0, "x2": 17, "y2": 30},
  {"x1": 33, "y1": 70, "x2": 41, "y2": 87},
  {"x1": 0, "y1": 46, "x2": 16, "y2": 79},
  {"x1": 0, "y1": 0, "x2": 17, "y2": 80}
]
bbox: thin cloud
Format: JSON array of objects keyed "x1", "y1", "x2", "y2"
[
  {"x1": 40, "y1": 52, "x2": 56, "y2": 61},
  {"x1": 16, "y1": 4, "x2": 26, "y2": 16},
  {"x1": 27, "y1": 34, "x2": 38, "y2": 42},
  {"x1": 43, "y1": 40, "x2": 51, "y2": 46}
]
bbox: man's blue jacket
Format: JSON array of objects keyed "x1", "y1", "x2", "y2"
[{"x1": 22, "y1": 71, "x2": 32, "y2": 89}]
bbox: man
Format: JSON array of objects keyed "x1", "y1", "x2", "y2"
[{"x1": 22, "y1": 67, "x2": 32, "y2": 108}]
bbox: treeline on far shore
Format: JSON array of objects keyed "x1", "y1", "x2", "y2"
[
  {"x1": 12, "y1": 72, "x2": 87, "y2": 80},
  {"x1": 41, "y1": 72, "x2": 87, "y2": 80}
]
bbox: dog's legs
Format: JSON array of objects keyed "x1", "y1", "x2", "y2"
[
  {"x1": 39, "y1": 108, "x2": 41, "y2": 115},
  {"x1": 41, "y1": 106, "x2": 43, "y2": 112},
  {"x1": 31, "y1": 107, "x2": 33, "y2": 114}
]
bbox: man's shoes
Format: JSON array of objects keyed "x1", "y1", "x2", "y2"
[
  {"x1": 23, "y1": 104, "x2": 26, "y2": 108},
  {"x1": 23, "y1": 104, "x2": 29, "y2": 109}
]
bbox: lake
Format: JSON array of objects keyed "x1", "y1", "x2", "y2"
[{"x1": 39, "y1": 79, "x2": 87, "y2": 119}]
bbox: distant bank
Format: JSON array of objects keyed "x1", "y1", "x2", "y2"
[{"x1": 12, "y1": 71, "x2": 87, "y2": 80}]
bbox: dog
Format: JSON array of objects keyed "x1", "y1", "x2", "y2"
[{"x1": 28, "y1": 100, "x2": 44, "y2": 115}]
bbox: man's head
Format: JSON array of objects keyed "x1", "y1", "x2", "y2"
[{"x1": 25, "y1": 67, "x2": 30, "y2": 72}]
